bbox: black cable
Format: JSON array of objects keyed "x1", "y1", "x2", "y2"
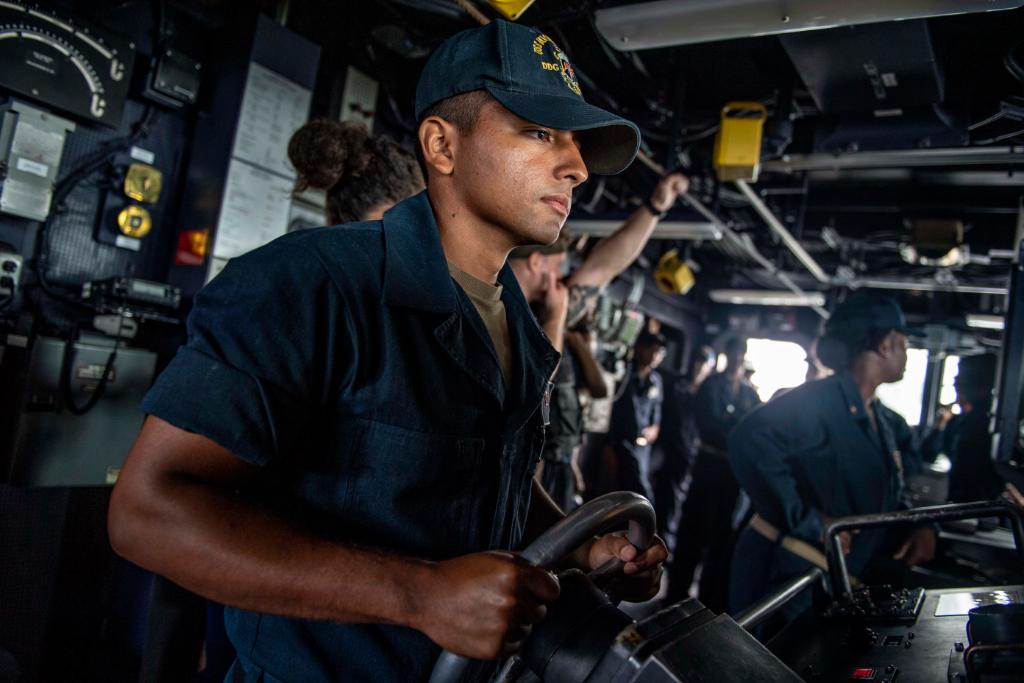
[
  {"x1": 152, "y1": 0, "x2": 167, "y2": 47},
  {"x1": 968, "y1": 111, "x2": 1004, "y2": 131},
  {"x1": 588, "y1": 12, "x2": 624, "y2": 73},
  {"x1": 33, "y1": 105, "x2": 156, "y2": 304},
  {"x1": 59, "y1": 306, "x2": 128, "y2": 416},
  {"x1": 1005, "y1": 41, "x2": 1024, "y2": 84},
  {"x1": 35, "y1": 104, "x2": 155, "y2": 415},
  {"x1": 677, "y1": 124, "x2": 720, "y2": 144},
  {"x1": 973, "y1": 128, "x2": 1024, "y2": 145},
  {"x1": 34, "y1": 153, "x2": 116, "y2": 305}
]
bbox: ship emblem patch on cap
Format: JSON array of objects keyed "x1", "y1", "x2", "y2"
[{"x1": 532, "y1": 33, "x2": 582, "y2": 97}]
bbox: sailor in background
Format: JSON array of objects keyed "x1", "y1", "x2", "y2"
[
  {"x1": 728, "y1": 293, "x2": 936, "y2": 622},
  {"x1": 667, "y1": 336, "x2": 760, "y2": 611}
]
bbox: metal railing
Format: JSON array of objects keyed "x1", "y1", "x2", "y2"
[
  {"x1": 824, "y1": 499, "x2": 1024, "y2": 599},
  {"x1": 734, "y1": 567, "x2": 828, "y2": 631}
]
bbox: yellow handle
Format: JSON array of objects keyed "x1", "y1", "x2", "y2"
[
  {"x1": 721, "y1": 101, "x2": 767, "y2": 120},
  {"x1": 658, "y1": 249, "x2": 680, "y2": 268}
]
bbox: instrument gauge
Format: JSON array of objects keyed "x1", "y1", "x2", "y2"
[{"x1": 0, "y1": 1, "x2": 135, "y2": 127}]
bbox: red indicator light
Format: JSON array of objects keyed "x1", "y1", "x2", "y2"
[{"x1": 851, "y1": 669, "x2": 876, "y2": 680}]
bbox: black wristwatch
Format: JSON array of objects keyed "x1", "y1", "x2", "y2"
[{"x1": 643, "y1": 197, "x2": 666, "y2": 219}]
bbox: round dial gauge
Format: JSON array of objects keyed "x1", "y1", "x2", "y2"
[{"x1": 0, "y1": 1, "x2": 135, "y2": 127}]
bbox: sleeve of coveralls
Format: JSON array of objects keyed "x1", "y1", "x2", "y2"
[
  {"x1": 728, "y1": 399, "x2": 826, "y2": 544},
  {"x1": 142, "y1": 239, "x2": 349, "y2": 467}
]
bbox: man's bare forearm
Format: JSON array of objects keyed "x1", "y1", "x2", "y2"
[
  {"x1": 110, "y1": 471, "x2": 432, "y2": 627},
  {"x1": 568, "y1": 207, "x2": 658, "y2": 289},
  {"x1": 524, "y1": 478, "x2": 565, "y2": 543},
  {"x1": 567, "y1": 335, "x2": 608, "y2": 398},
  {"x1": 569, "y1": 173, "x2": 688, "y2": 289},
  {"x1": 543, "y1": 315, "x2": 566, "y2": 353},
  {"x1": 108, "y1": 422, "x2": 433, "y2": 629}
]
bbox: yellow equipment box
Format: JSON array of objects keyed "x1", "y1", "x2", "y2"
[
  {"x1": 486, "y1": 0, "x2": 538, "y2": 21},
  {"x1": 655, "y1": 250, "x2": 695, "y2": 295},
  {"x1": 713, "y1": 101, "x2": 767, "y2": 182}
]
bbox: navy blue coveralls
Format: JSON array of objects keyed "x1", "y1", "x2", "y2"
[
  {"x1": 946, "y1": 402, "x2": 1004, "y2": 503},
  {"x1": 608, "y1": 370, "x2": 663, "y2": 501},
  {"x1": 653, "y1": 372, "x2": 701, "y2": 555},
  {"x1": 540, "y1": 348, "x2": 586, "y2": 511},
  {"x1": 666, "y1": 372, "x2": 761, "y2": 610},
  {"x1": 142, "y1": 191, "x2": 559, "y2": 683},
  {"x1": 727, "y1": 371, "x2": 911, "y2": 615}
]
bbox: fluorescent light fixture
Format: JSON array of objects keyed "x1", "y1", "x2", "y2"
[
  {"x1": 709, "y1": 289, "x2": 826, "y2": 307},
  {"x1": 854, "y1": 279, "x2": 1007, "y2": 295},
  {"x1": 966, "y1": 314, "x2": 1005, "y2": 330},
  {"x1": 762, "y1": 147, "x2": 1024, "y2": 173},
  {"x1": 595, "y1": 0, "x2": 1024, "y2": 51},
  {"x1": 566, "y1": 219, "x2": 722, "y2": 241}
]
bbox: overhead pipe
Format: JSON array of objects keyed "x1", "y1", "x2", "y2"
[
  {"x1": 761, "y1": 146, "x2": 1024, "y2": 173},
  {"x1": 635, "y1": 154, "x2": 1008, "y2": 307},
  {"x1": 635, "y1": 151, "x2": 829, "y2": 318},
  {"x1": 824, "y1": 499, "x2": 1024, "y2": 599},
  {"x1": 567, "y1": 218, "x2": 722, "y2": 241},
  {"x1": 852, "y1": 278, "x2": 1008, "y2": 296},
  {"x1": 735, "y1": 179, "x2": 831, "y2": 284}
]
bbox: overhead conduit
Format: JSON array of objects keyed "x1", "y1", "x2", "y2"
[{"x1": 636, "y1": 151, "x2": 831, "y2": 318}]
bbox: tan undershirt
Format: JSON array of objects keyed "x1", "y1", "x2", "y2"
[{"x1": 447, "y1": 262, "x2": 513, "y2": 386}]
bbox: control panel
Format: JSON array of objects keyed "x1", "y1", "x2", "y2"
[
  {"x1": 827, "y1": 585, "x2": 927, "y2": 625},
  {"x1": 769, "y1": 585, "x2": 1023, "y2": 683}
]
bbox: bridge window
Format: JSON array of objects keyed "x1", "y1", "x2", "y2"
[
  {"x1": 876, "y1": 348, "x2": 930, "y2": 426},
  {"x1": 940, "y1": 355, "x2": 961, "y2": 413},
  {"x1": 744, "y1": 338, "x2": 809, "y2": 402}
]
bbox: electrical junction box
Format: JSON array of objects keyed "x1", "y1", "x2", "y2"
[
  {"x1": 713, "y1": 101, "x2": 767, "y2": 182},
  {"x1": 143, "y1": 48, "x2": 202, "y2": 109},
  {"x1": 0, "y1": 100, "x2": 75, "y2": 221},
  {"x1": 3, "y1": 335, "x2": 156, "y2": 487}
]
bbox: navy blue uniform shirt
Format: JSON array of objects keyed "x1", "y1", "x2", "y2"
[
  {"x1": 545, "y1": 346, "x2": 586, "y2": 455},
  {"x1": 142, "y1": 191, "x2": 559, "y2": 683},
  {"x1": 609, "y1": 371, "x2": 664, "y2": 457},
  {"x1": 605, "y1": 371, "x2": 663, "y2": 501},
  {"x1": 695, "y1": 372, "x2": 761, "y2": 454},
  {"x1": 728, "y1": 371, "x2": 911, "y2": 610}
]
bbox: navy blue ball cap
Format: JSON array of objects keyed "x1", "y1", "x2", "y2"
[
  {"x1": 825, "y1": 292, "x2": 913, "y2": 338},
  {"x1": 636, "y1": 329, "x2": 668, "y2": 348},
  {"x1": 415, "y1": 19, "x2": 640, "y2": 175}
]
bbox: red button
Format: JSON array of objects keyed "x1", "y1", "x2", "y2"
[{"x1": 851, "y1": 669, "x2": 876, "y2": 680}]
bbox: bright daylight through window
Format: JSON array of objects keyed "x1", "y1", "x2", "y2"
[
  {"x1": 876, "y1": 348, "x2": 930, "y2": 426},
  {"x1": 941, "y1": 355, "x2": 961, "y2": 412},
  {"x1": 744, "y1": 338, "x2": 808, "y2": 402},
  {"x1": 742, "y1": 341, "x2": 942, "y2": 428}
]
